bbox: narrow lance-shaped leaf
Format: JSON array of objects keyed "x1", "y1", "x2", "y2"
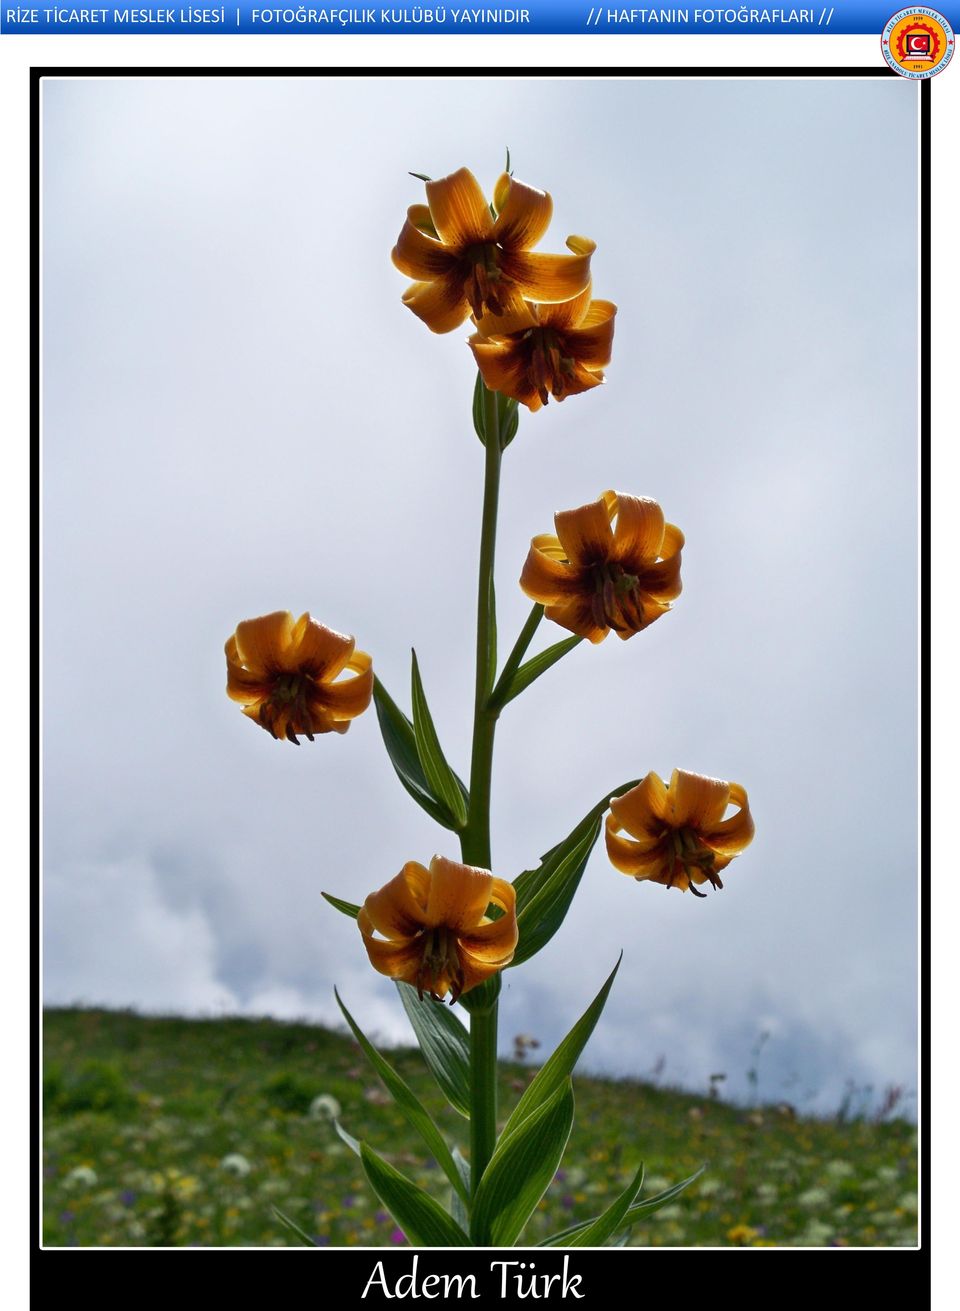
[
  {"x1": 321, "y1": 891, "x2": 360, "y2": 920},
  {"x1": 335, "y1": 989, "x2": 468, "y2": 1204},
  {"x1": 538, "y1": 1165, "x2": 707, "y2": 1247},
  {"x1": 470, "y1": 1081, "x2": 575, "y2": 1247},
  {"x1": 360, "y1": 1142, "x2": 471, "y2": 1248},
  {"x1": 511, "y1": 815, "x2": 602, "y2": 967},
  {"x1": 373, "y1": 677, "x2": 461, "y2": 830},
  {"x1": 272, "y1": 1206, "x2": 319, "y2": 1247},
  {"x1": 489, "y1": 635, "x2": 582, "y2": 710},
  {"x1": 565, "y1": 1161, "x2": 645, "y2": 1247},
  {"x1": 396, "y1": 981, "x2": 471, "y2": 1119},
  {"x1": 500, "y1": 956, "x2": 620, "y2": 1142},
  {"x1": 411, "y1": 651, "x2": 468, "y2": 829}
]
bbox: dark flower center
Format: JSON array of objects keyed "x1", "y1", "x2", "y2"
[
  {"x1": 416, "y1": 926, "x2": 464, "y2": 1004},
  {"x1": 589, "y1": 561, "x2": 644, "y2": 633},
  {"x1": 522, "y1": 326, "x2": 577, "y2": 406},
  {"x1": 463, "y1": 243, "x2": 510, "y2": 319},
  {"x1": 258, "y1": 671, "x2": 315, "y2": 744},
  {"x1": 666, "y1": 827, "x2": 723, "y2": 897}
]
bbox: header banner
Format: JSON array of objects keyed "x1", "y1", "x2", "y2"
[{"x1": 3, "y1": 0, "x2": 958, "y2": 32}]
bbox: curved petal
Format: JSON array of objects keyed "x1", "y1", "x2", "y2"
[
  {"x1": 669, "y1": 770, "x2": 731, "y2": 829},
  {"x1": 225, "y1": 636, "x2": 270, "y2": 704},
  {"x1": 233, "y1": 611, "x2": 295, "y2": 675},
  {"x1": 361, "y1": 863, "x2": 430, "y2": 941},
  {"x1": 313, "y1": 650, "x2": 374, "y2": 721},
  {"x1": 611, "y1": 495, "x2": 665, "y2": 565},
  {"x1": 500, "y1": 236, "x2": 594, "y2": 304},
  {"x1": 425, "y1": 168, "x2": 493, "y2": 248},
  {"x1": 458, "y1": 950, "x2": 507, "y2": 996},
  {"x1": 609, "y1": 773, "x2": 671, "y2": 840},
  {"x1": 425, "y1": 855, "x2": 493, "y2": 931},
  {"x1": 554, "y1": 360, "x2": 604, "y2": 401},
  {"x1": 392, "y1": 207, "x2": 457, "y2": 280},
  {"x1": 636, "y1": 557, "x2": 683, "y2": 605},
  {"x1": 538, "y1": 284, "x2": 593, "y2": 331},
  {"x1": 469, "y1": 295, "x2": 538, "y2": 338},
  {"x1": 544, "y1": 596, "x2": 608, "y2": 644},
  {"x1": 492, "y1": 174, "x2": 553, "y2": 251},
  {"x1": 359, "y1": 919, "x2": 425, "y2": 984},
  {"x1": 291, "y1": 614, "x2": 354, "y2": 679},
  {"x1": 554, "y1": 496, "x2": 614, "y2": 566},
  {"x1": 701, "y1": 782, "x2": 755, "y2": 856},
  {"x1": 605, "y1": 816, "x2": 671, "y2": 878},
  {"x1": 519, "y1": 541, "x2": 582, "y2": 605},
  {"x1": 401, "y1": 277, "x2": 470, "y2": 334},
  {"x1": 564, "y1": 301, "x2": 617, "y2": 369},
  {"x1": 458, "y1": 911, "x2": 518, "y2": 964},
  {"x1": 469, "y1": 336, "x2": 543, "y2": 410}
]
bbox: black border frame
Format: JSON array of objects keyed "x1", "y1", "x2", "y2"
[{"x1": 31, "y1": 66, "x2": 931, "y2": 1306}]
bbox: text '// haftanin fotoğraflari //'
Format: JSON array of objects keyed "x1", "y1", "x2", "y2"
[{"x1": 361, "y1": 1256, "x2": 584, "y2": 1300}]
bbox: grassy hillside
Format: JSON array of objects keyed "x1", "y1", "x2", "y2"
[{"x1": 43, "y1": 1007, "x2": 917, "y2": 1248}]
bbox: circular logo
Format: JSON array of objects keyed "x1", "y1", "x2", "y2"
[{"x1": 882, "y1": 7, "x2": 955, "y2": 77}]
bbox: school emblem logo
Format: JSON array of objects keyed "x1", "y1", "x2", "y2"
[{"x1": 882, "y1": 7, "x2": 955, "y2": 77}]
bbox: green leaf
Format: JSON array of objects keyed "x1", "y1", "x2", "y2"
[
  {"x1": 500, "y1": 957, "x2": 620, "y2": 1143},
  {"x1": 396, "y1": 982, "x2": 471, "y2": 1119},
  {"x1": 450, "y1": 1148, "x2": 471, "y2": 1231},
  {"x1": 472, "y1": 372, "x2": 520, "y2": 451},
  {"x1": 334, "y1": 1119, "x2": 361, "y2": 1156},
  {"x1": 272, "y1": 1205, "x2": 319, "y2": 1247},
  {"x1": 565, "y1": 1162, "x2": 645, "y2": 1247},
  {"x1": 538, "y1": 1165, "x2": 707, "y2": 1246},
  {"x1": 511, "y1": 815, "x2": 603, "y2": 967},
  {"x1": 373, "y1": 677, "x2": 461, "y2": 830},
  {"x1": 360, "y1": 1142, "x2": 471, "y2": 1248},
  {"x1": 410, "y1": 651, "x2": 468, "y2": 829},
  {"x1": 320, "y1": 891, "x2": 360, "y2": 920},
  {"x1": 471, "y1": 1081, "x2": 575, "y2": 1247},
  {"x1": 489, "y1": 635, "x2": 581, "y2": 709},
  {"x1": 335, "y1": 989, "x2": 468, "y2": 1204}
]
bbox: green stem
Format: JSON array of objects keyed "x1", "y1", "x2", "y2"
[
  {"x1": 489, "y1": 603, "x2": 544, "y2": 708},
  {"x1": 461, "y1": 385, "x2": 504, "y2": 1193}
]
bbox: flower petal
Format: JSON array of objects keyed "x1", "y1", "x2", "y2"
[
  {"x1": 225, "y1": 636, "x2": 269, "y2": 704},
  {"x1": 605, "y1": 815, "x2": 671, "y2": 878},
  {"x1": 361, "y1": 863, "x2": 431, "y2": 941},
  {"x1": 401, "y1": 278, "x2": 470, "y2": 334},
  {"x1": 469, "y1": 295, "x2": 538, "y2": 338},
  {"x1": 233, "y1": 611, "x2": 295, "y2": 674},
  {"x1": 609, "y1": 774, "x2": 671, "y2": 841},
  {"x1": 501, "y1": 235, "x2": 594, "y2": 304},
  {"x1": 564, "y1": 300, "x2": 617, "y2": 368},
  {"x1": 313, "y1": 650, "x2": 374, "y2": 721},
  {"x1": 543, "y1": 596, "x2": 608, "y2": 644},
  {"x1": 392, "y1": 206, "x2": 457, "y2": 280},
  {"x1": 668, "y1": 770, "x2": 732, "y2": 829},
  {"x1": 425, "y1": 855, "x2": 493, "y2": 931},
  {"x1": 492, "y1": 174, "x2": 553, "y2": 251},
  {"x1": 554, "y1": 496, "x2": 614, "y2": 566},
  {"x1": 470, "y1": 336, "x2": 543, "y2": 410},
  {"x1": 425, "y1": 168, "x2": 493, "y2": 247},
  {"x1": 519, "y1": 536, "x2": 583, "y2": 604},
  {"x1": 538, "y1": 284, "x2": 593, "y2": 331},
  {"x1": 611, "y1": 494, "x2": 665, "y2": 565},
  {"x1": 291, "y1": 614, "x2": 354, "y2": 679},
  {"x1": 358, "y1": 918, "x2": 425, "y2": 984},
  {"x1": 701, "y1": 782, "x2": 755, "y2": 856}
]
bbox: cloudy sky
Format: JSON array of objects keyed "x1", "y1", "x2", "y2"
[{"x1": 42, "y1": 75, "x2": 918, "y2": 1115}]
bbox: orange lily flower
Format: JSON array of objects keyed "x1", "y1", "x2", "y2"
[
  {"x1": 606, "y1": 769, "x2": 755, "y2": 896},
  {"x1": 392, "y1": 166, "x2": 594, "y2": 334},
  {"x1": 358, "y1": 855, "x2": 518, "y2": 1003},
  {"x1": 225, "y1": 611, "x2": 373, "y2": 743},
  {"x1": 520, "y1": 490, "x2": 684, "y2": 643},
  {"x1": 469, "y1": 284, "x2": 616, "y2": 411}
]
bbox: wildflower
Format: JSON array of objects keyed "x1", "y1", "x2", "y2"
[
  {"x1": 726, "y1": 1223, "x2": 759, "y2": 1244},
  {"x1": 392, "y1": 167, "x2": 594, "y2": 333},
  {"x1": 64, "y1": 1166, "x2": 98, "y2": 1189},
  {"x1": 225, "y1": 611, "x2": 373, "y2": 743},
  {"x1": 520, "y1": 491, "x2": 683, "y2": 643},
  {"x1": 308, "y1": 1094, "x2": 342, "y2": 1122},
  {"x1": 605, "y1": 769, "x2": 754, "y2": 895},
  {"x1": 470, "y1": 284, "x2": 615, "y2": 411},
  {"x1": 220, "y1": 1154, "x2": 252, "y2": 1178},
  {"x1": 358, "y1": 854, "x2": 518, "y2": 1003}
]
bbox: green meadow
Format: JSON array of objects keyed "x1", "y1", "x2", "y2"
[{"x1": 43, "y1": 1007, "x2": 917, "y2": 1249}]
